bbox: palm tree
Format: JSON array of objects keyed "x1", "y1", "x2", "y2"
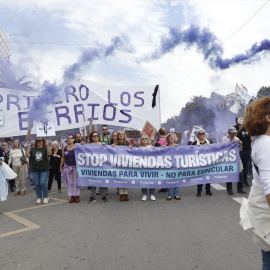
[{"x1": 0, "y1": 57, "x2": 36, "y2": 91}]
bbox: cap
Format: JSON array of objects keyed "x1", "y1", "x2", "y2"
[{"x1": 228, "y1": 127, "x2": 237, "y2": 133}]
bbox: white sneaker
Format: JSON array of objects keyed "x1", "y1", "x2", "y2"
[
  {"x1": 36, "y1": 198, "x2": 42, "y2": 204},
  {"x1": 142, "y1": 194, "x2": 147, "y2": 201},
  {"x1": 150, "y1": 195, "x2": 156, "y2": 201},
  {"x1": 43, "y1": 198, "x2": 49, "y2": 204}
]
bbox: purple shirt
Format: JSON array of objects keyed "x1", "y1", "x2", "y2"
[{"x1": 64, "y1": 146, "x2": 76, "y2": 166}]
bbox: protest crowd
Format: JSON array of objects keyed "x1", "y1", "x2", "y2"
[
  {"x1": 2, "y1": 96, "x2": 270, "y2": 268},
  {"x1": 0, "y1": 116, "x2": 251, "y2": 205}
]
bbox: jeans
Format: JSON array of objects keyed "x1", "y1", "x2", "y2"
[
  {"x1": 240, "y1": 150, "x2": 251, "y2": 182},
  {"x1": 32, "y1": 169, "x2": 49, "y2": 199},
  {"x1": 262, "y1": 250, "x2": 270, "y2": 270},
  {"x1": 168, "y1": 187, "x2": 179, "y2": 197},
  {"x1": 142, "y1": 189, "x2": 155, "y2": 196}
]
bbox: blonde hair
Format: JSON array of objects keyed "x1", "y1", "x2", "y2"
[
  {"x1": 51, "y1": 140, "x2": 59, "y2": 148},
  {"x1": 12, "y1": 139, "x2": 21, "y2": 149}
]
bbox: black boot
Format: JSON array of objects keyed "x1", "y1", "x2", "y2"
[{"x1": 9, "y1": 179, "x2": 15, "y2": 192}]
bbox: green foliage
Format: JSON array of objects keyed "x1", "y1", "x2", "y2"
[{"x1": 256, "y1": 86, "x2": 270, "y2": 99}]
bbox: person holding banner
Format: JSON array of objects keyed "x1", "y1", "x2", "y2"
[
  {"x1": 192, "y1": 129, "x2": 213, "y2": 197},
  {"x1": 156, "y1": 128, "x2": 167, "y2": 146},
  {"x1": 87, "y1": 131, "x2": 108, "y2": 203},
  {"x1": 140, "y1": 135, "x2": 156, "y2": 201},
  {"x1": 60, "y1": 134, "x2": 80, "y2": 203},
  {"x1": 222, "y1": 127, "x2": 246, "y2": 195},
  {"x1": 111, "y1": 132, "x2": 117, "y2": 144},
  {"x1": 8, "y1": 139, "x2": 28, "y2": 196},
  {"x1": 25, "y1": 137, "x2": 51, "y2": 204},
  {"x1": 164, "y1": 133, "x2": 181, "y2": 200},
  {"x1": 240, "y1": 97, "x2": 270, "y2": 269},
  {"x1": 112, "y1": 130, "x2": 131, "y2": 201}
]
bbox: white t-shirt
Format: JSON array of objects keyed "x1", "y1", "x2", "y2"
[{"x1": 252, "y1": 135, "x2": 270, "y2": 196}]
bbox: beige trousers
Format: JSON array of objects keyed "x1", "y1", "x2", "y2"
[
  {"x1": 119, "y1": 188, "x2": 128, "y2": 195},
  {"x1": 13, "y1": 165, "x2": 27, "y2": 192}
]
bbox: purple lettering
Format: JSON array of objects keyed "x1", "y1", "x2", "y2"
[
  {"x1": 79, "y1": 85, "x2": 89, "y2": 101},
  {"x1": 0, "y1": 95, "x2": 3, "y2": 103},
  {"x1": 7, "y1": 94, "x2": 21, "y2": 110},
  {"x1": 18, "y1": 112, "x2": 29, "y2": 130},
  {"x1": 134, "y1": 91, "x2": 144, "y2": 107},
  {"x1": 55, "y1": 106, "x2": 71, "y2": 125},
  {"x1": 74, "y1": 104, "x2": 85, "y2": 123},
  {"x1": 107, "y1": 90, "x2": 117, "y2": 106},
  {"x1": 103, "y1": 104, "x2": 116, "y2": 121},
  {"x1": 23, "y1": 96, "x2": 35, "y2": 110},
  {"x1": 119, "y1": 110, "x2": 132, "y2": 123},
  {"x1": 65, "y1": 85, "x2": 79, "y2": 103},
  {"x1": 87, "y1": 104, "x2": 100, "y2": 120},
  {"x1": 120, "y1": 92, "x2": 131, "y2": 107}
]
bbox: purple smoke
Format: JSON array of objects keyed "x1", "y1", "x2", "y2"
[
  {"x1": 27, "y1": 81, "x2": 61, "y2": 122},
  {"x1": 63, "y1": 34, "x2": 134, "y2": 81},
  {"x1": 28, "y1": 34, "x2": 134, "y2": 121},
  {"x1": 141, "y1": 25, "x2": 270, "y2": 69}
]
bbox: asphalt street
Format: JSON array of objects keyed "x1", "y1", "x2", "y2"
[{"x1": 0, "y1": 175, "x2": 260, "y2": 270}]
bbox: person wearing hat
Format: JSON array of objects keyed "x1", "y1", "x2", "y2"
[
  {"x1": 222, "y1": 127, "x2": 246, "y2": 195},
  {"x1": 234, "y1": 116, "x2": 252, "y2": 187},
  {"x1": 192, "y1": 128, "x2": 213, "y2": 197}
]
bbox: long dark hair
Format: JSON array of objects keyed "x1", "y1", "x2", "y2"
[{"x1": 34, "y1": 137, "x2": 45, "y2": 148}]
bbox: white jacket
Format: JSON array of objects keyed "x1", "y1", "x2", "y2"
[{"x1": 240, "y1": 181, "x2": 270, "y2": 251}]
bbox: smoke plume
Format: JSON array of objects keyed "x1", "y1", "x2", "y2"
[{"x1": 140, "y1": 25, "x2": 270, "y2": 69}]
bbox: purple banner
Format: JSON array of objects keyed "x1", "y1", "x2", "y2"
[{"x1": 74, "y1": 143, "x2": 240, "y2": 188}]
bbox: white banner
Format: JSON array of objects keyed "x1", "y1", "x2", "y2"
[{"x1": 0, "y1": 81, "x2": 161, "y2": 137}]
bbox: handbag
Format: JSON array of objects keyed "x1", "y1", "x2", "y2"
[{"x1": 20, "y1": 149, "x2": 27, "y2": 165}]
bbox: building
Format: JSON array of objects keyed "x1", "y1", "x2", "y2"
[{"x1": 0, "y1": 27, "x2": 10, "y2": 60}]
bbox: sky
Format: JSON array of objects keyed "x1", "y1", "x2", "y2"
[{"x1": 0, "y1": 0, "x2": 269, "y2": 123}]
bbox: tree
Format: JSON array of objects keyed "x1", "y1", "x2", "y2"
[
  {"x1": 256, "y1": 86, "x2": 270, "y2": 99},
  {"x1": 0, "y1": 58, "x2": 36, "y2": 91}
]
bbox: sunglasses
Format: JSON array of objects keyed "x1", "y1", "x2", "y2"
[
  {"x1": 102, "y1": 129, "x2": 108, "y2": 131},
  {"x1": 141, "y1": 138, "x2": 147, "y2": 140},
  {"x1": 2, "y1": 144, "x2": 7, "y2": 146},
  {"x1": 198, "y1": 133, "x2": 205, "y2": 135},
  {"x1": 118, "y1": 133, "x2": 125, "y2": 135},
  {"x1": 92, "y1": 135, "x2": 99, "y2": 138},
  {"x1": 36, "y1": 139, "x2": 42, "y2": 142}
]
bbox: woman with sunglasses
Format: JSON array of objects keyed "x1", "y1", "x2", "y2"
[
  {"x1": 110, "y1": 132, "x2": 117, "y2": 144},
  {"x1": 60, "y1": 134, "x2": 80, "y2": 203},
  {"x1": 25, "y1": 137, "x2": 52, "y2": 204},
  {"x1": 2, "y1": 142, "x2": 15, "y2": 192},
  {"x1": 112, "y1": 130, "x2": 132, "y2": 201},
  {"x1": 192, "y1": 129, "x2": 213, "y2": 197},
  {"x1": 140, "y1": 135, "x2": 156, "y2": 201},
  {"x1": 8, "y1": 139, "x2": 28, "y2": 196},
  {"x1": 164, "y1": 133, "x2": 181, "y2": 201},
  {"x1": 87, "y1": 131, "x2": 108, "y2": 203}
]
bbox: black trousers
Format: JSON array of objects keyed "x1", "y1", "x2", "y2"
[
  {"x1": 197, "y1": 184, "x2": 211, "y2": 192},
  {"x1": 48, "y1": 167, "x2": 61, "y2": 190},
  {"x1": 226, "y1": 173, "x2": 243, "y2": 191}
]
